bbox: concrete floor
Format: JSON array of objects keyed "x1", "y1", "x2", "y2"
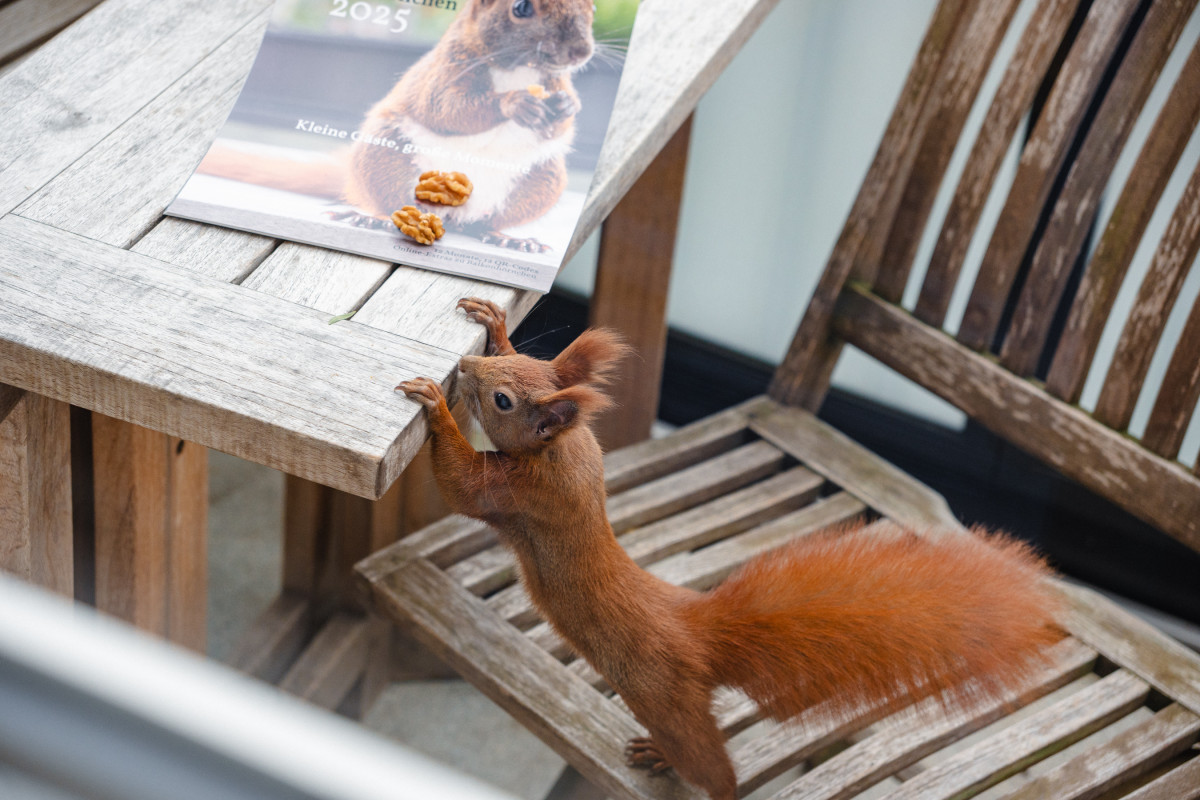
[{"x1": 206, "y1": 450, "x2": 568, "y2": 800}]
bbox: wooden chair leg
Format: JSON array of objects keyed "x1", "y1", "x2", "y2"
[
  {"x1": 258, "y1": 461, "x2": 435, "y2": 715},
  {"x1": 90, "y1": 413, "x2": 207, "y2": 652},
  {"x1": 589, "y1": 113, "x2": 693, "y2": 451},
  {"x1": 0, "y1": 386, "x2": 73, "y2": 596},
  {"x1": 269, "y1": 418, "x2": 455, "y2": 708}
]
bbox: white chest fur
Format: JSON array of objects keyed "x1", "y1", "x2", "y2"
[{"x1": 490, "y1": 65, "x2": 543, "y2": 93}]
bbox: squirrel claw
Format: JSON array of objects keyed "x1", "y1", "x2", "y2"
[
  {"x1": 457, "y1": 297, "x2": 508, "y2": 347},
  {"x1": 457, "y1": 297, "x2": 505, "y2": 326},
  {"x1": 395, "y1": 377, "x2": 444, "y2": 408},
  {"x1": 545, "y1": 90, "x2": 581, "y2": 120},
  {"x1": 625, "y1": 738, "x2": 672, "y2": 774}
]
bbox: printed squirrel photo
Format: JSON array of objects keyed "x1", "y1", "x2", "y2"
[
  {"x1": 199, "y1": 0, "x2": 596, "y2": 253},
  {"x1": 397, "y1": 298, "x2": 1062, "y2": 800}
]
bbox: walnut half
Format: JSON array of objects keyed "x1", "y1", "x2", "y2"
[
  {"x1": 392, "y1": 206, "x2": 445, "y2": 245},
  {"x1": 414, "y1": 171, "x2": 473, "y2": 206}
]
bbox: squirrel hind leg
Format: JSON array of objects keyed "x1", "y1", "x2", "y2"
[{"x1": 622, "y1": 694, "x2": 737, "y2": 800}]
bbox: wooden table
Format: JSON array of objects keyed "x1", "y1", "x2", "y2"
[{"x1": 0, "y1": 0, "x2": 776, "y2": 710}]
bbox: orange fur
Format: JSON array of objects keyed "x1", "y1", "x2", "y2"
[{"x1": 397, "y1": 298, "x2": 1061, "y2": 800}]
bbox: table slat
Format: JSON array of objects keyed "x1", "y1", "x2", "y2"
[
  {"x1": 0, "y1": 215, "x2": 457, "y2": 498},
  {"x1": 0, "y1": 0, "x2": 271, "y2": 215},
  {"x1": 14, "y1": 9, "x2": 268, "y2": 248}
]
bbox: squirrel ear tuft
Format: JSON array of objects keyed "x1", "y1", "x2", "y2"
[
  {"x1": 552, "y1": 329, "x2": 630, "y2": 388},
  {"x1": 534, "y1": 385, "x2": 611, "y2": 440}
]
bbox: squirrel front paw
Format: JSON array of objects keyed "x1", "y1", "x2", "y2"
[
  {"x1": 457, "y1": 297, "x2": 506, "y2": 329},
  {"x1": 458, "y1": 297, "x2": 515, "y2": 356},
  {"x1": 395, "y1": 377, "x2": 445, "y2": 409},
  {"x1": 501, "y1": 90, "x2": 575, "y2": 139},
  {"x1": 502, "y1": 91, "x2": 550, "y2": 129},
  {"x1": 544, "y1": 90, "x2": 581, "y2": 122}
]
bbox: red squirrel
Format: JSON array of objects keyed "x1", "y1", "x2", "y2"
[
  {"x1": 199, "y1": 0, "x2": 594, "y2": 252},
  {"x1": 397, "y1": 298, "x2": 1062, "y2": 800}
]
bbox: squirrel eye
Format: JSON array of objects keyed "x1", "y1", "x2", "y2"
[
  {"x1": 494, "y1": 391, "x2": 513, "y2": 410},
  {"x1": 511, "y1": 0, "x2": 534, "y2": 18}
]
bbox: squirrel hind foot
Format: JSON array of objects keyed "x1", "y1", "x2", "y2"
[
  {"x1": 481, "y1": 230, "x2": 552, "y2": 253},
  {"x1": 625, "y1": 737, "x2": 672, "y2": 775}
]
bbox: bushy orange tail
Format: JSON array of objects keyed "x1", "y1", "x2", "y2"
[
  {"x1": 694, "y1": 521, "x2": 1061, "y2": 721},
  {"x1": 196, "y1": 143, "x2": 347, "y2": 198}
]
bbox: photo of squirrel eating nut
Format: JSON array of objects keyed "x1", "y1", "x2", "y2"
[
  {"x1": 197, "y1": 0, "x2": 598, "y2": 253},
  {"x1": 397, "y1": 297, "x2": 1062, "y2": 800}
]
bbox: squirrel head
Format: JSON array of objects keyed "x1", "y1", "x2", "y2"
[
  {"x1": 455, "y1": 328, "x2": 629, "y2": 454},
  {"x1": 467, "y1": 0, "x2": 595, "y2": 72}
]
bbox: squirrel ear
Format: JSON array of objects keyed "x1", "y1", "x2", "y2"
[
  {"x1": 534, "y1": 385, "x2": 611, "y2": 440},
  {"x1": 552, "y1": 329, "x2": 630, "y2": 388},
  {"x1": 534, "y1": 396, "x2": 579, "y2": 441}
]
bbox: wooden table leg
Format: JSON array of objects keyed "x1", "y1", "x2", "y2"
[
  {"x1": 230, "y1": 429, "x2": 456, "y2": 714},
  {"x1": 589, "y1": 114, "x2": 693, "y2": 451},
  {"x1": 89, "y1": 412, "x2": 207, "y2": 652},
  {"x1": 0, "y1": 386, "x2": 73, "y2": 596},
  {"x1": 227, "y1": 473, "x2": 406, "y2": 714}
]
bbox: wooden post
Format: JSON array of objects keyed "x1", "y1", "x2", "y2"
[
  {"x1": 0, "y1": 387, "x2": 73, "y2": 596},
  {"x1": 91, "y1": 413, "x2": 207, "y2": 651},
  {"x1": 589, "y1": 114, "x2": 693, "y2": 451}
]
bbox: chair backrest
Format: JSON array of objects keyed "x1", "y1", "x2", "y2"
[{"x1": 772, "y1": 0, "x2": 1200, "y2": 554}]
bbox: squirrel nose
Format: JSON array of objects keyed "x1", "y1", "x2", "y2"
[{"x1": 568, "y1": 42, "x2": 592, "y2": 63}]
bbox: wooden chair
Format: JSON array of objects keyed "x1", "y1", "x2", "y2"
[{"x1": 357, "y1": 0, "x2": 1200, "y2": 797}]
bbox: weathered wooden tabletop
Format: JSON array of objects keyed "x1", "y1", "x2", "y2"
[{"x1": 0, "y1": 0, "x2": 778, "y2": 499}]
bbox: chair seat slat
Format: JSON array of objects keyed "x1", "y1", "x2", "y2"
[
  {"x1": 602, "y1": 399, "x2": 763, "y2": 494},
  {"x1": 747, "y1": 403, "x2": 959, "y2": 529},
  {"x1": 1054, "y1": 581, "x2": 1200, "y2": 715},
  {"x1": 1000, "y1": 703, "x2": 1200, "y2": 800},
  {"x1": 607, "y1": 439, "x2": 788, "y2": 535},
  {"x1": 1119, "y1": 755, "x2": 1200, "y2": 800},
  {"x1": 761, "y1": 637, "x2": 1097, "y2": 800},
  {"x1": 998, "y1": 0, "x2": 1199, "y2": 377},
  {"x1": 358, "y1": 405, "x2": 768, "y2": 579},
  {"x1": 874, "y1": 669, "x2": 1149, "y2": 800},
  {"x1": 1046, "y1": 37, "x2": 1200, "y2": 402}
]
